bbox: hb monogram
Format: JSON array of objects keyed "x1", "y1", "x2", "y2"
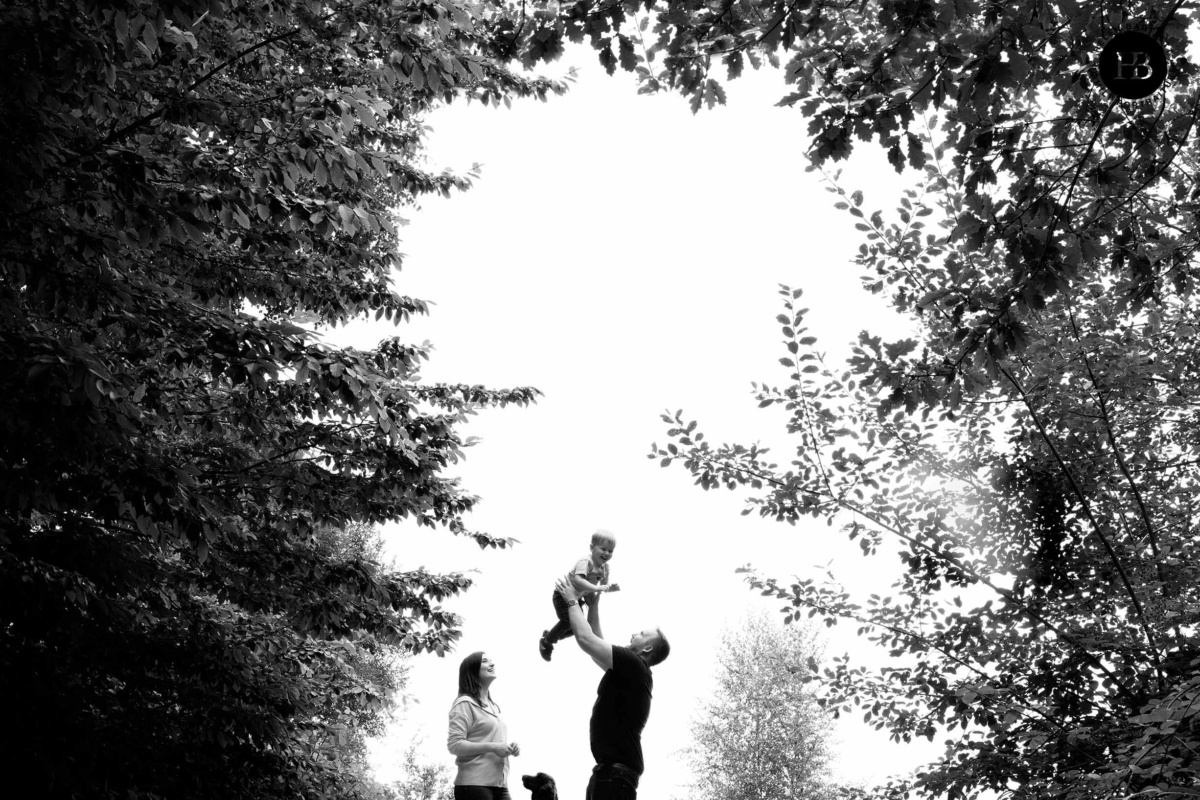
[
  {"x1": 1115, "y1": 50, "x2": 1154, "y2": 81},
  {"x1": 1099, "y1": 31, "x2": 1167, "y2": 99}
]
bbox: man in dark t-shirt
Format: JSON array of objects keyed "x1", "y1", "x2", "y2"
[{"x1": 555, "y1": 574, "x2": 670, "y2": 800}]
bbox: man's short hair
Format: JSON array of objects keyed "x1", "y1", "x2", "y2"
[{"x1": 647, "y1": 628, "x2": 670, "y2": 666}]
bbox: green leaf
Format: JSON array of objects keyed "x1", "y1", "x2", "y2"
[{"x1": 703, "y1": 78, "x2": 727, "y2": 109}]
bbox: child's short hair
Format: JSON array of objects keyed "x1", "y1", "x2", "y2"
[{"x1": 591, "y1": 529, "x2": 617, "y2": 547}]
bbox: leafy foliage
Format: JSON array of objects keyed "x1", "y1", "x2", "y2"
[
  {"x1": 307, "y1": 523, "x2": 414, "y2": 772},
  {"x1": 371, "y1": 742, "x2": 456, "y2": 800},
  {"x1": 0, "y1": 1, "x2": 580, "y2": 797},
  {"x1": 653, "y1": 281, "x2": 1200, "y2": 800},
  {"x1": 680, "y1": 610, "x2": 835, "y2": 800},
  {"x1": 618, "y1": 2, "x2": 1200, "y2": 800}
]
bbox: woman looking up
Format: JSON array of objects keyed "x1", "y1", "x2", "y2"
[{"x1": 447, "y1": 652, "x2": 520, "y2": 800}]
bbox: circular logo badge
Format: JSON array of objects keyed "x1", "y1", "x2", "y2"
[{"x1": 1098, "y1": 31, "x2": 1167, "y2": 99}]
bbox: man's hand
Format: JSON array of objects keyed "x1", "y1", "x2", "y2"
[
  {"x1": 556, "y1": 573, "x2": 613, "y2": 670},
  {"x1": 606, "y1": 583, "x2": 621, "y2": 592},
  {"x1": 556, "y1": 573, "x2": 581, "y2": 604}
]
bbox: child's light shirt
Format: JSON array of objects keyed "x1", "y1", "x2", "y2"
[
  {"x1": 447, "y1": 694, "x2": 509, "y2": 787},
  {"x1": 573, "y1": 556, "x2": 609, "y2": 598}
]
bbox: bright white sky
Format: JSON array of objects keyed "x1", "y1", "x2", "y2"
[{"x1": 327, "y1": 47, "x2": 942, "y2": 799}]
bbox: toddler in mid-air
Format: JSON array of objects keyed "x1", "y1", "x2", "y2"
[{"x1": 538, "y1": 529, "x2": 620, "y2": 661}]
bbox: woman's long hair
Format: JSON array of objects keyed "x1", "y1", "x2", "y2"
[{"x1": 456, "y1": 651, "x2": 500, "y2": 710}]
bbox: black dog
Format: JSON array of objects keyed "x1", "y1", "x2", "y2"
[{"x1": 521, "y1": 772, "x2": 558, "y2": 800}]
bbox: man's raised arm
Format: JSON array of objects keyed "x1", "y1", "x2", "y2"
[{"x1": 555, "y1": 574, "x2": 613, "y2": 671}]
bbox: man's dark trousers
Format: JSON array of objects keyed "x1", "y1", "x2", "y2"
[{"x1": 586, "y1": 763, "x2": 639, "y2": 800}]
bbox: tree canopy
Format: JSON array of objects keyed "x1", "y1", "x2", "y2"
[
  {"x1": 619, "y1": 1, "x2": 1200, "y2": 800},
  {"x1": 0, "y1": 1, "x2": 579, "y2": 797}
]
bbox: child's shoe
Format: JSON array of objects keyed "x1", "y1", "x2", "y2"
[{"x1": 539, "y1": 631, "x2": 554, "y2": 662}]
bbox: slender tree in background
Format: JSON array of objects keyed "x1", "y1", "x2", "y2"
[
  {"x1": 372, "y1": 741, "x2": 456, "y2": 800},
  {"x1": 0, "y1": 1, "x2": 578, "y2": 797},
  {"x1": 611, "y1": 1, "x2": 1200, "y2": 800},
  {"x1": 681, "y1": 610, "x2": 834, "y2": 800}
]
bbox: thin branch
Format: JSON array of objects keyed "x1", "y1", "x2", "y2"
[
  {"x1": 1025, "y1": 96, "x2": 1117, "y2": 280},
  {"x1": 760, "y1": 582, "x2": 1114, "y2": 768},
  {"x1": 680, "y1": 446, "x2": 1140, "y2": 702},
  {"x1": 1066, "y1": 310, "x2": 1177, "y2": 653},
  {"x1": 1085, "y1": 88, "x2": 1200, "y2": 230},
  {"x1": 997, "y1": 362, "x2": 1160, "y2": 663},
  {"x1": 96, "y1": 24, "x2": 313, "y2": 153}
]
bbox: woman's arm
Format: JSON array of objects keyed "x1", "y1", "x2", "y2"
[
  {"x1": 447, "y1": 704, "x2": 508, "y2": 757},
  {"x1": 448, "y1": 739, "x2": 508, "y2": 757}
]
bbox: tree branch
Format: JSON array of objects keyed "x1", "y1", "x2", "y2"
[
  {"x1": 997, "y1": 362, "x2": 1160, "y2": 664},
  {"x1": 675, "y1": 445, "x2": 1141, "y2": 703},
  {"x1": 97, "y1": 24, "x2": 313, "y2": 153}
]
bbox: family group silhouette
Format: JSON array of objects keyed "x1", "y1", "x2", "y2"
[{"x1": 445, "y1": 530, "x2": 670, "y2": 800}]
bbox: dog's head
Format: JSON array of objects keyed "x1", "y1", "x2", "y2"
[{"x1": 521, "y1": 772, "x2": 558, "y2": 800}]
